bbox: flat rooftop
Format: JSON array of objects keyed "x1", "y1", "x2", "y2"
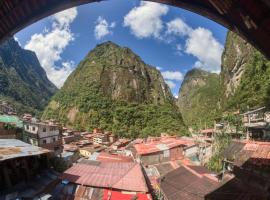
[{"x1": 0, "y1": 139, "x2": 51, "y2": 161}]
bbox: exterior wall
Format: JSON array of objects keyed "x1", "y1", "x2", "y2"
[
  {"x1": 184, "y1": 145, "x2": 198, "y2": 157},
  {"x1": 80, "y1": 149, "x2": 92, "y2": 158},
  {"x1": 170, "y1": 147, "x2": 183, "y2": 160}
]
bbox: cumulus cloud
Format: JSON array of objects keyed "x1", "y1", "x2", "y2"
[
  {"x1": 25, "y1": 8, "x2": 78, "y2": 88},
  {"x1": 123, "y1": 2, "x2": 168, "y2": 39},
  {"x1": 162, "y1": 71, "x2": 184, "y2": 81},
  {"x1": 166, "y1": 18, "x2": 192, "y2": 37},
  {"x1": 165, "y1": 80, "x2": 176, "y2": 90},
  {"x1": 94, "y1": 16, "x2": 116, "y2": 40},
  {"x1": 185, "y1": 27, "x2": 223, "y2": 73}
]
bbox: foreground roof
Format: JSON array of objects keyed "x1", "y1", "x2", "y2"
[
  {"x1": 134, "y1": 137, "x2": 194, "y2": 155},
  {"x1": 0, "y1": 139, "x2": 50, "y2": 161},
  {"x1": 222, "y1": 140, "x2": 270, "y2": 167},
  {"x1": 160, "y1": 165, "x2": 263, "y2": 200},
  {"x1": 62, "y1": 161, "x2": 148, "y2": 192}
]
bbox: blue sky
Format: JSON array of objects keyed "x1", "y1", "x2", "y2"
[{"x1": 15, "y1": 0, "x2": 227, "y2": 97}]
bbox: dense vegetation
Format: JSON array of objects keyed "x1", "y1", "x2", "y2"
[
  {"x1": 225, "y1": 51, "x2": 270, "y2": 110},
  {"x1": 43, "y1": 42, "x2": 187, "y2": 137},
  {"x1": 0, "y1": 38, "x2": 57, "y2": 115},
  {"x1": 207, "y1": 132, "x2": 232, "y2": 172},
  {"x1": 177, "y1": 68, "x2": 221, "y2": 130}
]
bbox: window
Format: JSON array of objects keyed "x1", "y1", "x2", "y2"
[
  {"x1": 43, "y1": 127, "x2": 46, "y2": 132},
  {"x1": 32, "y1": 126, "x2": 35, "y2": 131},
  {"x1": 50, "y1": 127, "x2": 54, "y2": 131},
  {"x1": 53, "y1": 137, "x2": 56, "y2": 142},
  {"x1": 43, "y1": 140, "x2": 46, "y2": 144},
  {"x1": 26, "y1": 125, "x2": 29, "y2": 130}
]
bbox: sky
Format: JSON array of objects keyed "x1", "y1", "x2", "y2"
[{"x1": 15, "y1": 0, "x2": 227, "y2": 97}]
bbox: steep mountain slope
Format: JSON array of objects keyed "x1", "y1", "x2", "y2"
[
  {"x1": 221, "y1": 31, "x2": 270, "y2": 110},
  {"x1": 0, "y1": 38, "x2": 57, "y2": 114},
  {"x1": 177, "y1": 68, "x2": 220, "y2": 129},
  {"x1": 43, "y1": 42, "x2": 187, "y2": 137}
]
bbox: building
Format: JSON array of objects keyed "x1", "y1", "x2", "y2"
[
  {"x1": 93, "y1": 133, "x2": 109, "y2": 145},
  {"x1": 133, "y1": 137, "x2": 195, "y2": 165},
  {"x1": 111, "y1": 138, "x2": 131, "y2": 150},
  {"x1": 62, "y1": 160, "x2": 150, "y2": 194},
  {"x1": 89, "y1": 152, "x2": 134, "y2": 163},
  {"x1": 79, "y1": 145, "x2": 106, "y2": 158},
  {"x1": 0, "y1": 114, "x2": 23, "y2": 139},
  {"x1": 200, "y1": 128, "x2": 215, "y2": 138},
  {"x1": 221, "y1": 140, "x2": 270, "y2": 198},
  {"x1": 23, "y1": 119, "x2": 62, "y2": 154},
  {"x1": 242, "y1": 107, "x2": 270, "y2": 140},
  {"x1": 159, "y1": 164, "x2": 263, "y2": 200},
  {"x1": 0, "y1": 139, "x2": 51, "y2": 192}
]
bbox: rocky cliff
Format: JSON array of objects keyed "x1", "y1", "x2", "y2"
[
  {"x1": 177, "y1": 68, "x2": 220, "y2": 129},
  {"x1": 221, "y1": 31, "x2": 270, "y2": 110},
  {"x1": 0, "y1": 38, "x2": 57, "y2": 114},
  {"x1": 43, "y1": 42, "x2": 187, "y2": 137}
]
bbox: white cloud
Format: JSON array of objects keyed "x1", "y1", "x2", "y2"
[
  {"x1": 165, "y1": 80, "x2": 176, "y2": 90},
  {"x1": 174, "y1": 95, "x2": 178, "y2": 99},
  {"x1": 185, "y1": 27, "x2": 223, "y2": 73},
  {"x1": 123, "y1": 2, "x2": 168, "y2": 39},
  {"x1": 25, "y1": 7, "x2": 78, "y2": 88},
  {"x1": 156, "y1": 66, "x2": 163, "y2": 71},
  {"x1": 94, "y1": 16, "x2": 116, "y2": 40},
  {"x1": 162, "y1": 71, "x2": 184, "y2": 81},
  {"x1": 166, "y1": 18, "x2": 192, "y2": 37}
]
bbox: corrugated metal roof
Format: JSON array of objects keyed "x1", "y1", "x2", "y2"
[
  {"x1": 89, "y1": 152, "x2": 134, "y2": 163},
  {"x1": 62, "y1": 161, "x2": 148, "y2": 192},
  {"x1": 0, "y1": 139, "x2": 51, "y2": 161},
  {"x1": 134, "y1": 138, "x2": 194, "y2": 155}
]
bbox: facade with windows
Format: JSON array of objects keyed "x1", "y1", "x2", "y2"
[{"x1": 23, "y1": 119, "x2": 62, "y2": 154}]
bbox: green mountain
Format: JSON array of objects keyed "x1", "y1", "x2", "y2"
[
  {"x1": 43, "y1": 41, "x2": 187, "y2": 138},
  {"x1": 221, "y1": 31, "x2": 270, "y2": 110},
  {"x1": 0, "y1": 38, "x2": 57, "y2": 114},
  {"x1": 177, "y1": 68, "x2": 221, "y2": 129}
]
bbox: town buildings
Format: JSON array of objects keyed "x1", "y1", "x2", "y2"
[
  {"x1": 23, "y1": 118, "x2": 62, "y2": 154},
  {"x1": 242, "y1": 107, "x2": 270, "y2": 140},
  {"x1": 133, "y1": 137, "x2": 195, "y2": 165},
  {"x1": 0, "y1": 101, "x2": 16, "y2": 115}
]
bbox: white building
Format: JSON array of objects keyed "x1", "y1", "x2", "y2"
[{"x1": 23, "y1": 119, "x2": 62, "y2": 154}]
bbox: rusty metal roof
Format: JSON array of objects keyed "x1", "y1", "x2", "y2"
[
  {"x1": 62, "y1": 161, "x2": 149, "y2": 192},
  {"x1": 134, "y1": 137, "x2": 194, "y2": 155},
  {"x1": 0, "y1": 139, "x2": 51, "y2": 161}
]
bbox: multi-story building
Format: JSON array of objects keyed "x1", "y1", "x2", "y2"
[
  {"x1": 23, "y1": 119, "x2": 62, "y2": 154},
  {"x1": 242, "y1": 107, "x2": 270, "y2": 140},
  {"x1": 93, "y1": 133, "x2": 109, "y2": 145}
]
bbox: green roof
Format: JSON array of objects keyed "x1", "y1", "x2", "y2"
[{"x1": 0, "y1": 115, "x2": 23, "y2": 128}]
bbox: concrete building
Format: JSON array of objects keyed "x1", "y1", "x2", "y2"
[
  {"x1": 79, "y1": 145, "x2": 106, "y2": 158},
  {"x1": 23, "y1": 119, "x2": 62, "y2": 154},
  {"x1": 242, "y1": 107, "x2": 270, "y2": 140},
  {"x1": 93, "y1": 133, "x2": 109, "y2": 145}
]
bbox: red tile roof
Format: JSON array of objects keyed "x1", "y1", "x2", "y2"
[
  {"x1": 134, "y1": 137, "x2": 194, "y2": 155},
  {"x1": 103, "y1": 189, "x2": 152, "y2": 200},
  {"x1": 62, "y1": 161, "x2": 149, "y2": 192}
]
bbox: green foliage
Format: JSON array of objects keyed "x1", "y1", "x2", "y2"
[
  {"x1": 207, "y1": 132, "x2": 232, "y2": 172},
  {"x1": 43, "y1": 42, "x2": 187, "y2": 138},
  {"x1": 0, "y1": 38, "x2": 57, "y2": 115},
  {"x1": 178, "y1": 69, "x2": 221, "y2": 130}
]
